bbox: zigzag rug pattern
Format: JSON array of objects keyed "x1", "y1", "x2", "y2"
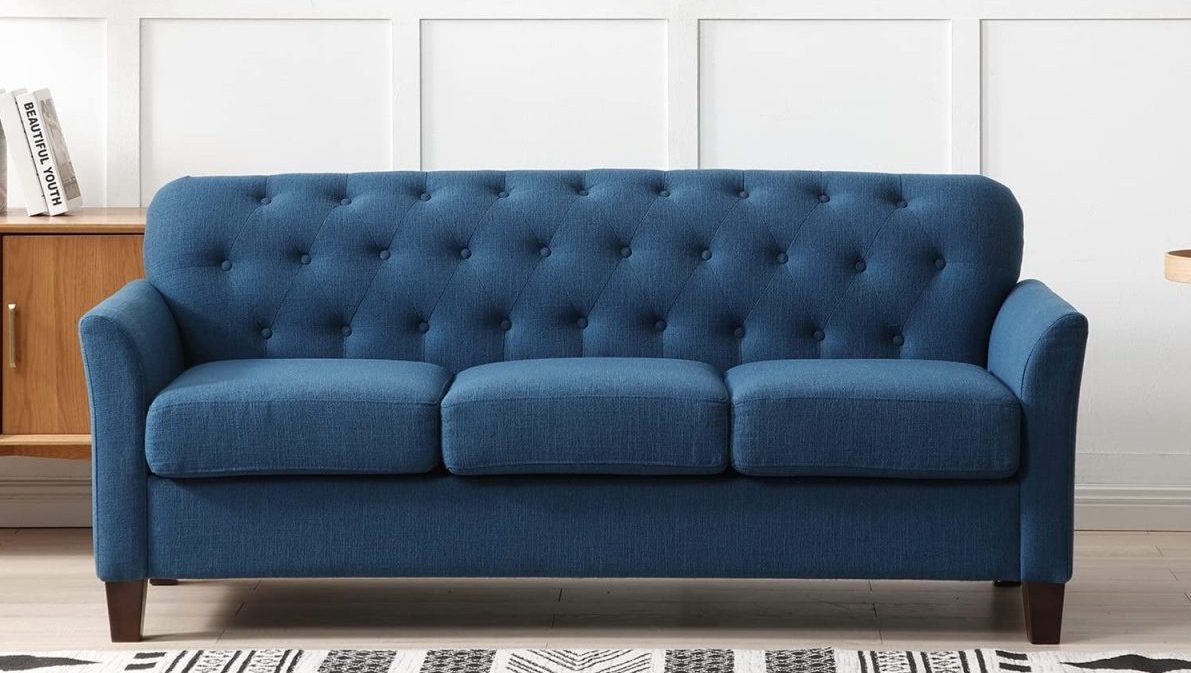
[{"x1": 1, "y1": 650, "x2": 1189, "y2": 673}]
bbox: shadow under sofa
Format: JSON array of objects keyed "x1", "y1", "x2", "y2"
[{"x1": 79, "y1": 169, "x2": 1088, "y2": 644}]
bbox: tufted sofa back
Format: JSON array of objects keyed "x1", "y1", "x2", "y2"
[{"x1": 145, "y1": 170, "x2": 1023, "y2": 373}]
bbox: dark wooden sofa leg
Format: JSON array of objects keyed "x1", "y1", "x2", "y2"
[
  {"x1": 1022, "y1": 582, "x2": 1065, "y2": 644},
  {"x1": 105, "y1": 580, "x2": 146, "y2": 642},
  {"x1": 994, "y1": 580, "x2": 1021, "y2": 587},
  {"x1": 149, "y1": 578, "x2": 178, "y2": 586}
]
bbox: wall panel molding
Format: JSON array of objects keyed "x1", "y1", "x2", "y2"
[
  {"x1": 7, "y1": 0, "x2": 1191, "y2": 19},
  {"x1": 393, "y1": 17, "x2": 421, "y2": 169},
  {"x1": 106, "y1": 17, "x2": 140, "y2": 206},
  {"x1": 949, "y1": 18, "x2": 982, "y2": 172},
  {"x1": 667, "y1": 15, "x2": 700, "y2": 168}
]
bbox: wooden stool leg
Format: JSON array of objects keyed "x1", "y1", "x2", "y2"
[
  {"x1": 1023, "y1": 582, "x2": 1065, "y2": 644},
  {"x1": 149, "y1": 578, "x2": 178, "y2": 586},
  {"x1": 105, "y1": 580, "x2": 146, "y2": 642}
]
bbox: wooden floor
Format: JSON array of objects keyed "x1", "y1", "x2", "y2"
[{"x1": 2, "y1": 528, "x2": 1191, "y2": 651}]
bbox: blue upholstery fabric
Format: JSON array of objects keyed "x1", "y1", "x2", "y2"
[
  {"x1": 145, "y1": 359, "x2": 449, "y2": 477},
  {"x1": 76, "y1": 169, "x2": 1085, "y2": 593},
  {"x1": 726, "y1": 359, "x2": 1020, "y2": 479},
  {"x1": 145, "y1": 171, "x2": 1022, "y2": 373},
  {"x1": 441, "y1": 357, "x2": 729, "y2": 475},
  {"x1": 146, "y1": 474, "x2": 1020, "y2": 581},
  {"x1": 79, "y1": 280, "x2": 185, "y2": 581},
  {"x1": 988, "y1": 281, "x2": 1088, "y2": 583}
]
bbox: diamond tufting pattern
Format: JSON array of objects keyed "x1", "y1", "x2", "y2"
[{"x1": 145, "y1": 170, "x2": 1023, "y2": 373}]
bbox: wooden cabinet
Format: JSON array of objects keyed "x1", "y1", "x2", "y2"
[{"x1": 0, "y1": 209, "x2": 146, "y2": 459}]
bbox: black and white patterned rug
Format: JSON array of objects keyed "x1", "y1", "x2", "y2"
[{"x1": 1, "y1": 650, "x2": 1190, "y2": 673}]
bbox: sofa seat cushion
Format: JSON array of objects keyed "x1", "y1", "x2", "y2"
[
  {"x1": 146, "y1": 358, "x2": 450, "y2": 477},
  {"x1": 725, "y1": 359, "x2": 1021, "y2": 479},
  {"x1": 441, "y1": 357, "x2": 731, "y2": 475}
]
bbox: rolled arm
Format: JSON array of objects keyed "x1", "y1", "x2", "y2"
[
  {"x1": 988, "y1": 279, "x2": 1088, "y2": 583},
  {"x1": 79, "y1": 279, "x2": 185, "y2": 581}
]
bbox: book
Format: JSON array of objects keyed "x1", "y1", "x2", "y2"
[
  {"x1": 16, "y1": 88, "x2": 82, "y2": 215},
  {"x1": 0, "y1": 88, "x2": 49, "y2": 216}
]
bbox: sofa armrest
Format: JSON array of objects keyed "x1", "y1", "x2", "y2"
[
  {"x1": 988, "y1": 279, "x2": 1089, "y2": 583},
  {"x1": 79, "y1": 279, "x2": 185, "y2": 581}
]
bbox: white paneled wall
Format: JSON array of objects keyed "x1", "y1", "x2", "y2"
[
  {"x1": 140, "y1": 19, "x2": 394, "y2": 197},
  {"x1": 2, "y1": 0, "x2": 1191, "y2": 527},
  {"x1": 422, "y1": 20, "x2": 668, "y2": 169},
  {"x1": 699, "y1": 20, "x2": 951, "y2": 172}
]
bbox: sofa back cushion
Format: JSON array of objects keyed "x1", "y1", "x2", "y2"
[{"x1": 145, "y1": 170, "x2": 1022, "y2": 372}]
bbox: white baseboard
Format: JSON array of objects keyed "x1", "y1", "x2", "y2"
[
  {"x1": 0, "y1": 478, "x2": 91, "y2": 527},
  {"x1": 1073, "y1": 484, "x2": 1191, "y2": 531},
  {"x1": 2, "y1": 478, "x2": 1190, "y2": 531}
]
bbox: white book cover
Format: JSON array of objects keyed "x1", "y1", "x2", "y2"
[
  {"x1": 16, "y1": 88, "x2": 82, "y2": 215},
  {"x1": 31, "y1": 89, "x2": 83, "y2": 213},
  {"x1": 0, "y1": 88, "x2": 50, "y2": 216}
]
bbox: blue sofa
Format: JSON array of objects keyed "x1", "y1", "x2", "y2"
[{"x1": 80, "y1": 170, "x2": 1087, "y2": 644}]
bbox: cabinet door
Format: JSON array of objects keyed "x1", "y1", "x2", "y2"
[{"x1": 2, "y1": 235, "x2": 145, "y2": 434}]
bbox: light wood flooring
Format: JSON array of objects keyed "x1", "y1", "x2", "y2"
[{"x1": 2, "y1": 528, "x2": 1191, "y2": 651}]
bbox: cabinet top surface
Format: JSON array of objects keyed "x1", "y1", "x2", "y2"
[{"x1": 0, "y1": 208, "x2": 146, "y2": 234}]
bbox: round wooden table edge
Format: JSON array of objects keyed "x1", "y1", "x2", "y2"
[{"x1": 1165, "y1": 249, "x2": 1191, "y2": 283}]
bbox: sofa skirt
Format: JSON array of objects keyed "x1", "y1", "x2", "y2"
[{"x1": 145, "y1": 474, "x2": 1020, "y2": 581}]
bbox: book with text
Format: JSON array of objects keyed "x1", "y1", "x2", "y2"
[
  {"x1": 16, "y1": 88, "x2": 82, "y2": 215},
  {"x1": 0, "y1": 88, "x2": 50, "y2": 215}
]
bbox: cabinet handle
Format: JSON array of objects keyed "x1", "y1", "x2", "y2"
[{"x1": 6, "y1": 303, "x2": 15, "y2": 368}]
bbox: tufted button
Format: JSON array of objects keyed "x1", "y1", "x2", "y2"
[
  {"x1": 813, "y1": 329, "x2": 825, "y2": 342},
  {"x1": 497, "y1": 190, "x2": 509, "y2": 198},
  {"x1": 854, "y1": 259, "x2": 867, "y2": 272},
  {"x1": 700, "y1": 249, "x2": 712, "y2": 261},
  {"x1": 818, "y1": 193, "x2": 830, "y2": 203},
  {"x1": 341, "y1": 326, "x2": 353, "y2": 337},
  {"x1": 539, "y1": 246, "x2": 552, "y2": 258},
  {"x1": 340, "y1": 198, "x2": 351, "y2": 206},
  {"x1": 658, "y1": 189, "x2": 670, "y2": 198},
  {"x1": 577, "y1": 188, "x2": 589, "y2": 197},
  {"x1": 892, "y1": 334, "x2": 905, "y2": 346},
  {"x1": 620, "y1": 246, "x2": 632, "y2": 258},
  {"x1": 220, "y1": 259, "x2": 232, "y2": 271},
  {"x1": 654, "y1": 319, "x2": 667, "y2": 332},
  {"x1": 738, "y1": 190, "x2": 749, "y2": 199},
  {"x1": 299, "y1": 253, "x2": 311, "y2": 265},
  {"x1": 499, "y1": 319, "x2": 512, "y2": 331},
  {"x1": 576, "y1": 316, "x2": 589, "y2": 329},
  {"x1": 935, "y1": 258, "x2": 946, "y2": 270},
  {"x1": 419, "y1": 192, "x2": 431, "y2": 201},
  {"x1": 734, "y1": 326, "x2": 746, "y2": 338},
  {"x1": 260, "y1": 327, "x2": 272, "y2": 339},
  {"x1": 416, "y1": 321, "x2": 429, "y2": 333},
  {"x1": 896, "y1": 200, "x2": 908, "y2": 209},
  {"x1": 459, "y1": 247, "x2": 471, "y2": 259},
  {"x1": 379, "y1": 249, "x2": 391, "y2": 261},
  {"x1": 776, "y1": 252, "x2": 789, "y2": 265},
  {"x1": 259, "y1": 197, "x2": 271, "y2": 205}
]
